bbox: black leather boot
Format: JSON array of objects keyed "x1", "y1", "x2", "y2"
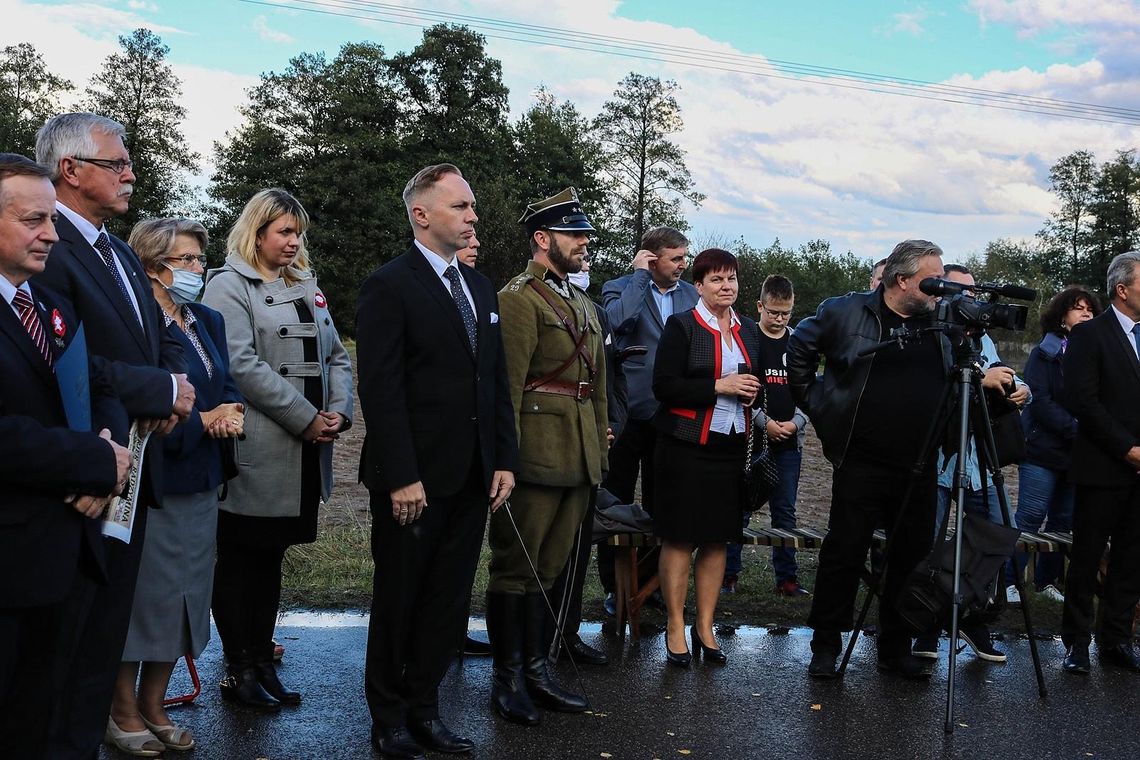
[
  {"x1": 487, "y1": 591, "x2": 539, "y2": 726},
  {"x1": 523, "y1": 592, "x2": 587, "y2": 712},
  {"x1": 254, "y1": 643, "x2": 302, "y2": 705},
  {"x1": 220, "y1": 649, "x2": 281, "y2": 710}
]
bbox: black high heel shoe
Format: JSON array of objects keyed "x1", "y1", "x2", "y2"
[
  {"x1": 690, "y1": 626, "x2": 727, "y2": 665},
  {"x1": 665, "y1": 627, "x2": 692, "y2": 668}
]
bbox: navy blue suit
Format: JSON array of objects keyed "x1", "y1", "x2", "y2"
[
  {"x1": 35, "y1": 210, "x2": 187, "y2": 760},
  {"x1": 0, "y1": 283, "x2": 127, "y2": 759}
]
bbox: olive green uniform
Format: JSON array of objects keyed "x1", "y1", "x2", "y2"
[{"x1": 489, "y1": 260, "x2": 609, "y2": 593}]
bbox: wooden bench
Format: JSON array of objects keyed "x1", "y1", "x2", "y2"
[{"x1": 607, "y1": 528, "x2": 1073, "y2": 640}]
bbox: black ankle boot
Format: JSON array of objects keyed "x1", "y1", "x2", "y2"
[
  {"x1": 220, "y1": 649, "x2": 281, "y2": 710},
  {"x1": 487, "y1": 591, "x2": 539, "y2": 726},
  {"x1": 254, "y1": 644, "x2": 301, "y2": 705},
  {"x1": 522, "y1": 592, "x2": 587, "y2": 712}
]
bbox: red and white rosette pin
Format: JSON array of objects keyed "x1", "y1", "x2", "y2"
[
  {"x1": 51, "y1": 308, "x2": 67, "y2": 337},
  {"x1": 314, "y1": 291, "x2": 327, "y2": 309}
]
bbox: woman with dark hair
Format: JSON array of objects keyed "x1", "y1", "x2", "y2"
[
  {"x1": 1008, "y1": 286, "x2": 1101, "y2": 603},
  {"x1": 651, "y1": 248, "x2": 761, "y2": 667}
]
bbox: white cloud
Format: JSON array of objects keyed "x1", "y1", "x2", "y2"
[
  {"x1": 878, "y1": 8, "x2": 931, "y2": 37},
  {"x1": 252, "y1": 15, "x2": 294, "y2": 44},
  {"x1": 969, "y1": 0, "x2": 1140, "y2": 34}
]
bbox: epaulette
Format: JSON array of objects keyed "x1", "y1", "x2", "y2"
[{"x1": 506, "y1": 272, "x2": 535, "y2": 292}]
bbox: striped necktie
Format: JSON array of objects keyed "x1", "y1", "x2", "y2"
[{"x1": 12, "y1": 289, "x2": 53, "y2": 367}]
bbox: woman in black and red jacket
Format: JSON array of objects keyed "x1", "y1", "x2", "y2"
[{"x1": 651, "y1": 248, "x2": 762, "y2": 668}]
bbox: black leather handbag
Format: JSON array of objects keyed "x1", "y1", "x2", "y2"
[{"x1": 743, "y1": 385, "x2": 781, "y2": 511}]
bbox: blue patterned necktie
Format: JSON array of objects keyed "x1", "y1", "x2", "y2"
[
  {"x1": 1132, "y1": 323, "x2": 1140, "y2": 360},
  {"x1": 93, "y1": 232, "x2": 137, "y2": 318},
  {"x1": 443, "y1": 266, "x2": 477, "y2": 353}
]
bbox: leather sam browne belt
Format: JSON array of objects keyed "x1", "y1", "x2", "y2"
[{"x1": 526, "y1": 379, "x2": 594, "y2": 400}]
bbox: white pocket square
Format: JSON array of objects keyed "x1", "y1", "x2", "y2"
[{"x1": 490, "y1": 312, "x2": 499, "y2": 324}]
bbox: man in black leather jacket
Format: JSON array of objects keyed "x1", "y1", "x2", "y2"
[{"x1": 787, "y1": 239, "x2": 950, "y2": 679}]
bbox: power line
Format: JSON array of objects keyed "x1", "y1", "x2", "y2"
[{"x1": 239, "y1": 0, "x2": 1140, "y2": 126}]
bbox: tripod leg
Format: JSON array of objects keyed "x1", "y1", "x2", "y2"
[{"x1": 973, "y1": 393, "x2": 1048, "y2": 699}]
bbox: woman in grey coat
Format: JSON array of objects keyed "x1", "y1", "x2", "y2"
[{"x1": 202, "y1": 189, "x2": 353, "y2": 710}]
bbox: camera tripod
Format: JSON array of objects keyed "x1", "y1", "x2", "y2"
[{"x1": 838, "y1": 323, "x2": 1047, "y2": 733}]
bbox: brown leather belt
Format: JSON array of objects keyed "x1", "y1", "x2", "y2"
[{"x1": 526, "y1": 379, "x2": 594, "y2": 400}]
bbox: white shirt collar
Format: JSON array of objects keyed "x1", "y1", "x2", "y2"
[
  {"x1": 55, "y1": 201, "x2": 107, "y2": 247},
  {"x1": 1111, "y1": 303, "x2": 1140, "y2": 335},
  {"x1": 695, "y1": 298, "x2": 740, "y2": 332},
  {"x1": 414, "y1": 239, "x2": 460, "y2": 280},
  {"x1": 653, "y1": 280, "x2": 680, "y2": 296},
  {"x1": 0, "y1": 277, "x2": 29, "y2": 308}
]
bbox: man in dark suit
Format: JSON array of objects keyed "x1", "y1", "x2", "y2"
[
  {"x1": 357, "y1": 163, "x2": 518, "y2": 760},
  {"x1": 0, "y1": 153, "x2": 131, "y2": 759},
  {"x1": 33, "y1": 113, "x2": 194, "y2": 759},
  {"x1": 1061, "y1": 250, "x2": 1140, "y2": 674}
]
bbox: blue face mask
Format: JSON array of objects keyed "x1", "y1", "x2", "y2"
[{"x1": 162, "y1": 264, "x2": 204, "y2": 304}]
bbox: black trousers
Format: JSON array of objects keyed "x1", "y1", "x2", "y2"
[
  {"x1": 365, "y1": 464, "x2": 487, "y2": 729},
  {"x1": 1062, "y1": 482, "x2": 1140, "y2": 649},
  {"x1": 808, "y1": 463, "x2": 937, "y2": 657},
  {"x1": 597, "y1": 417, "x2": 658, "y2": 592},
  {"x1": 212, "y1": 541, "x2": 288, "y2": 660},
  {"x1": 1, "y1": 599, "x2": 67, "y2": 759},
  {"x1": 550, "y1": 487, "x2": 597, "y2": 639},
  {"x1": 50, "y1": 505, "x2": 149, "y2": 760}
]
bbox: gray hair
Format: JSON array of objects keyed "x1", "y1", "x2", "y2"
[
  {"x1": 881, "y1": 239, "x2": 943, "y2": 290},
  {"x1": 1107, "y1": 251, "x2": 1140, "y2": 300},
  {"x1": 128, "y1": 217, "x2": 209, "y2": 273},
  {"x1": 402, "y1": 163, "x2": 462, "y2": 226},
  {"x1": 35, "y1": 113, "x2": 126, "y2": 181}
]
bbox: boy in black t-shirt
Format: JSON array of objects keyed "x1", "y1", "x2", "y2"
[{"x1": 723, "y1": 275, "x2": 811, "y2": 596}]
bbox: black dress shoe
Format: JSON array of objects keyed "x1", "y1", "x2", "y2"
[
  {"x1": 808, "y1": 651, "x2": 838, "y2": 679},
  {"x1": 463, "y1": 633, "x2": 493, "y2": 657},
  {"x1": 254, "y1": 661, "x2": 302, "y2": 705},
  {"x1": 1062, "y1": 643, "x2": 1091, "y2": 675},
  {"x1": 219, "y1": 667, "x2": 282, "y2": 710},
  {"x1": 877, "y1": 653, "x2": 933, "y2": 679},
  {"x1": 372, "y1": 726, "x2": 426, "y2": 760},
  {"x1": 561, "y1": 634, "x2": 608, "y2": 666},
  {"x1": 407, "y1": 719, "x2": 474, "y2": 754},
  {"x1": 690, "y1": 626, "x2": 727, "y2": 665},
  {"x1": 665, "y1": 646, "x2": 692, "y2": 668},
  {"x1": 1099, "y1": 642, "x2": 1140, "y2": 673}
]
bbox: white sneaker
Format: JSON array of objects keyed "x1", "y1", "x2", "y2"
[
  {"x1": 1006, "y1": 584, "x2": 1021, "y2": 605},
  {"x1": 1039, "y1": 584, "x2": 1065, "y2": 603}
]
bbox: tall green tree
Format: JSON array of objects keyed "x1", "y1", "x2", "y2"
[
  {"x1": 1038, "y1": 150, "x2": 1096, "y2": 283},
  {"x1": 592, "y1": 73, "x2": 705, "y2": 262},
  {"x1": 0, "y1": 43, "x2": 73, "y2": 156},
  {"x1": 1088, "y1": 149, "x2": 1140, "y2": 283},
  {"x1": 84, "y1": 28, "x2": 199, "y2": 233}
]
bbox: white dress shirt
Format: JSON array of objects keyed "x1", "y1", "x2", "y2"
[
  {"x1": 415, "y1": 240, "x2": 476, "y2": 316},
  {"x1": 1110, "y1": 304, "x2": 1140, "y2": 361},
  {"x1": 0, "y1": 278, "x2": 33, "y2": 320},
  {"x1": 56, "y1": 201, "x2": 143, "y2": 325},
  {"x1": 695, "y1": 299, "x2": 747, "y2": 435}
]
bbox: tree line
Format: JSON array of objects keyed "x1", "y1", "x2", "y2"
[{"x1": 3, "y1": 27, "x2": 1138, "y2": 337}]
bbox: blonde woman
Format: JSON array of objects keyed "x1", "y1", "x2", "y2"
[
  {"x1": 107, "y1": 218, "x2": 244, "y2": 756},
  {"x1": 202, "y1": 189, "x2": 353, "y2": 709}
]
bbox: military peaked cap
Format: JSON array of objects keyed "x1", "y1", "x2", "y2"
[{"x1": 519, "y1": 187, "x2": 596, "y2": 235}]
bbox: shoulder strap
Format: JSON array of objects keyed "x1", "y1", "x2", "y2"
[{"x1": 524, "y1": 279, "x2": 598, "y2": 388}]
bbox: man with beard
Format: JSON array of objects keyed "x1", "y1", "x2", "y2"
[
  {"x1": 488, "y1": 188, "x2": 608, "y2": 726},
  {"x1": 787, "y1": 239, "x2": 950, "y2": 680}
]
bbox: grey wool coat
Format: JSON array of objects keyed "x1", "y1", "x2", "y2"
[{"x1": 202, "y1": 253, "x2": 354, "y2": 517}]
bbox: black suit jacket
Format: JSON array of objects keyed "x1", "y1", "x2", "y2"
[
  {"x1": 0, "y1": 284, "x2": 128, "y2": 608},
  {"x1": 34, "y1": 212, "x2": 186, "y2": 507},
  {"x1": 356, "y1": 245, "x2": 519, "y2": 497},
  {"x1": 1063, "y1": 307, "x2": 1140, "y2": 487}
]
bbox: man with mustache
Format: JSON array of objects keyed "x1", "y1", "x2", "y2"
[
  {"x1": 488, "y1": 188, "x2": 608, "y2": 726},
  {"x1": 34, "y1": 112, "x2": 194, "y2": 759}
]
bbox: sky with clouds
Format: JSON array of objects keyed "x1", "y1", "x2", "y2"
[{"x1": 4, "y1": 0, "x2": 1139, "y2": 264}]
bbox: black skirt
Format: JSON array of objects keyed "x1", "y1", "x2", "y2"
[{"x1": 652, "y1": 430, "x2": 745, "y2": 544}]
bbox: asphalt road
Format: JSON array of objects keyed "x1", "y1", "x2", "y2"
[{"x1": 102, "y1": 614, "x2": 1140, "y2": 760}]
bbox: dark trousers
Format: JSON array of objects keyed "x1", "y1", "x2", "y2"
[
  {"x1": 809, "y1": 463, "x2": 937, "y2": 657},
  {"x1": 550, "y1": 488, "x2": 597, "y2": 638},
  {"x1": 597, "y1": 417, "x2": 657, "y2": 592},
  {"x1": 1062, "y1": 482, "x2": 1140, "y2": 649},
  {"x1": 365, "y1": 465, "x2": 487, "y2": 729},
  {"x1": 1, "y1": 600, "x2": 67, "y2": 759},
  {"x1": 212, "y1": 541, "x2": 288, "y2": 660},
  {"x1": 50, "y1": 506, "x2": 149, "y2": 760}
]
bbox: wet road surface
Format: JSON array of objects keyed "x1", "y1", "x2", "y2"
[{"x1": 102, "y1": 614, "x2": 1140, "y2": 759}]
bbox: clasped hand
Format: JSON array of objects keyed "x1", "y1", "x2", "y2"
[
  {"x1": 66, "y1": 428, "x2": 132, "y2": 518},
  {"x1": 716, "y1": 373, "x2": 760, "y2": 405},
  {"x1": 301, "y1": 410, "x2": 344, "y2": 443},
  {"x1": 202, "y1": 402, "x2": 245, "y2": 438}
]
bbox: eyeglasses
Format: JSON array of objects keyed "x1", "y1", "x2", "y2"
[
  {"x1": 164, "y1": 254, "x2": 208, "y2": 267},
  {"x1": 761, "y1": 305, "x2": 792, "y2": 318},
  {"x1": 72, "y1": 156, "x2": 133, "y2": 174}
]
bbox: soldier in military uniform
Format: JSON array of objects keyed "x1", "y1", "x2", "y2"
[{"x1": 488, "y1": 188, "x2": 609, "y2": 726}]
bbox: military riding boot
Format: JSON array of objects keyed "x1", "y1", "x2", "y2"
[
  {"x1": 487, "y1": 591, "x2": 539, "y2": 726},
  {"x1": 522, "y1": 591, "x2": 588, "y2": 712},
  {"x1": 220, "y1": 649, "x2": 281, "y2": 711}
]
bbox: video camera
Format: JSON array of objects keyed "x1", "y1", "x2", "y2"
[{"x1": 920, "y1": 278, "x2": 1034, "y2": 333}]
